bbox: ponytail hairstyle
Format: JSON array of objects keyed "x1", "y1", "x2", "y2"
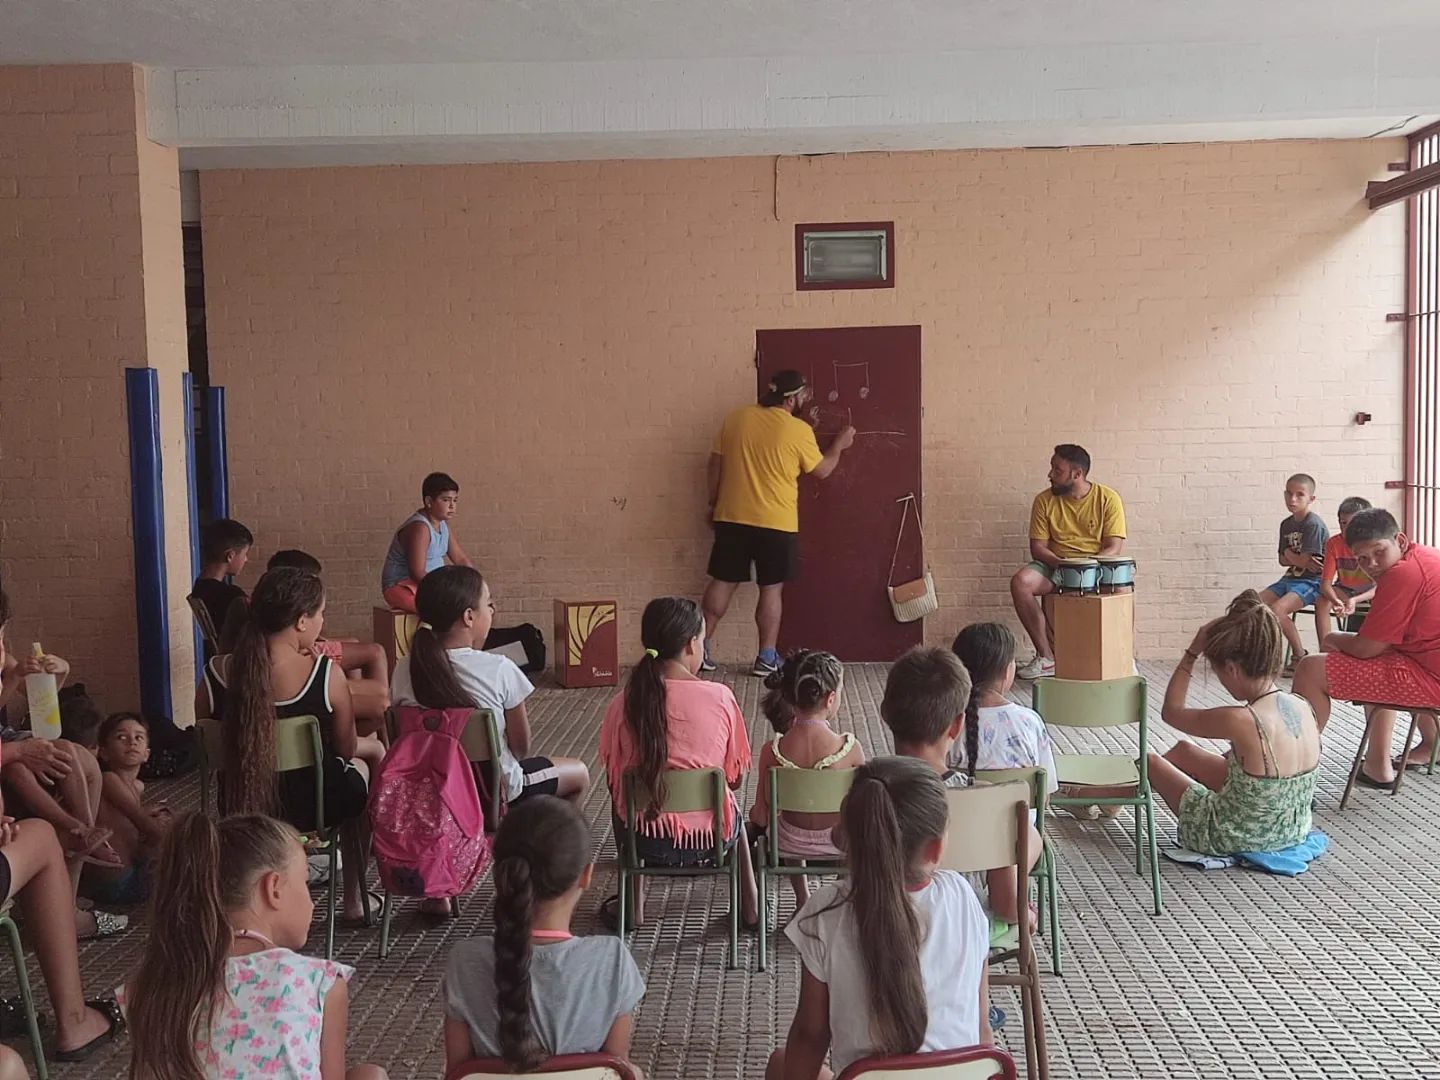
[
  {"x1": 408, "y1": 565, "x2": 486, "y2": 709},
  {"x1": 761, "y1": 649, "x2": 843, "y2": 733},
  {"x1": 812, "y1": 757, "x2": 948, "y2": 1057},
  {"x1": 224, "y1": 568, "x2": 325, "y2": 815},
  {"x1": 491, "y1": 796, "x2": 591, "y2": 1073},
  {"x1": 1202, "y1": 590, "x2": 1285, "y2": 681},
  {"x1": 127, "y1": 812, "x2": 301, "y2": 1080},
  {"x1": 949, "y1": 623, "x2": 1016, "y2": 779},
  {"x1": 623, "y1": 597, "x2": 704, "y2": 815}
]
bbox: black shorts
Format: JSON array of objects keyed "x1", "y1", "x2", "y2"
[
  {"x1": 477, "y1": 756, "x2": 561, "y2": 807},
  {"x1": 707, "y1": 522, "x2": 798, "y2": 586}
]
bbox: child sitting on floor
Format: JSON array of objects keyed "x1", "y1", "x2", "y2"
[
  {"x1": 598, "y1": 596, "x2": 758, "y2": 930},
  {"x1": 192, "y1": 517, "x2": 254, "y2": 655},
  {"x1": 83, "y1": 713, "x2": 170, "y2": 908},
  {"x1": 881, "y1": 646, "x2": 1041, "y2": 930},
  {"x1": 391, "y1": 566, "x2": 588, "y2": 811},
  {"x1": 1141, "y1": 592, "x2": 1320, "y2": 856},
  {"x1": 442, "y1": 796, "x2": 645, "y2": 1072},
  {"x1": 1315, "y1": 496, "x2": 1376, "y2": 643},
  {"x1": 768, "y1": 757, "x2": 992, "y2": 1080},
  {"x1": 380, "y1": 472, "x2": 474, "y2": 614},
  {"x1": 121, "y1": 812, "x2": 387, "y2": 1079},
  {"x1": 748, "y1": 649, "x2": 863, "y2": 909},
  {"x1": 268, "y1": 548, "x2": 392, "y2": 738}
]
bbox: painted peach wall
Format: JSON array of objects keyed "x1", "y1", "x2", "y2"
[
  {"x1": 200, "y1": 140, "x2": 1405, "y2": 662},
  {"x1": 0, "y1": 64, "x2": 194, "y2": 716}
]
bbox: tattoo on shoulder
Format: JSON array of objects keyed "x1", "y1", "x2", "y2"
[{"x1": 1277, "y1": 694, "x2": 1303, "y2": 739}]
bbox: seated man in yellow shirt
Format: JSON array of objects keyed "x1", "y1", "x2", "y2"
[
  {"x1": 1011, "y1": 444, "x2": 1127, "y2": 679},
  {"x1": 702, "y1": 370, "x2": 855, "y2": 676}
]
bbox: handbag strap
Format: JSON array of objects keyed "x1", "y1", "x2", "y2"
[{"x1": 888, "y1": 494, "x2": 925, "y2": 586}]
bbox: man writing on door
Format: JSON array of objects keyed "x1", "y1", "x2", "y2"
[
  {"x1": 1011, "y1": 444, "x2": 1128, "y2": 679},
  {"x1": 702, "y1": 369, "x2": 856, "y2": 676}
]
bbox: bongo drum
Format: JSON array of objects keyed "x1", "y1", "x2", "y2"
[
  {"x1": 1051, "y1": 558, "x2": 1101, "y2": 594},
  {"x1": 1097, "y1": 556, "x2": 1137, "y2": 594}
]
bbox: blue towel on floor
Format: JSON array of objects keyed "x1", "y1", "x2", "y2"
[
  {"x1": 1236, "y1": 831, "x2": 1328, "y2": 876},
  {"x1": 1163, "y1": 831, "x2": 1328, "y2": 876}
]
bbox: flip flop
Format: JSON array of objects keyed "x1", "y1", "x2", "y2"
[
  {"x1": 1355, "y1": 770, "x2": 1397, "y2": 790},
  {"x1": 339, "y1": 890, "x2": 384, "y2": 928},
  {"x1": 77, "y1": 910, "x2": 129, "y2": 940},
  {"x1": 53, "y1": 999, "x2": 123, "y2": 1063},
  {"x1": 598, "y1": 893, "x2": 636, "y2": 933},
  {"x1": 1392, "y1": 749, "x2": 1436, "y2": 772}
]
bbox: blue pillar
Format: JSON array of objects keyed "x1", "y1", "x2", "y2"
[
  {"x1": 205, "y1": 385, "x2": 230, "y2": 520},
  {"x1": 125, "y1": 367, "x2": 173, "y2": 722},
  {"x1": 183, "y1": 372, "x2": 203, "y2": 680}
]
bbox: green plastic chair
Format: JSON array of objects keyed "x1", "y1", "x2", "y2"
[
  {"x1": 378, "y1": 708, "x2": 503, "y2": 959},
  {"x1": 755, "y1": 766, "x2": 856, "y2": 971},
  {"x1": 1031, "y1": 675, "x2": 1161, "y2": 916},
  {"x1": 0, "y1": 900, "x2": 45, "y2": 1080},
  {"x1": 974, "y1": 766, "x2": 1060, "y2": 975},
  {"x1": 616, "y1": 768, "x2": 740, "y2": 969},
  {"x1": 196, "y1": 714, "x2": 356, "y2": 958}
]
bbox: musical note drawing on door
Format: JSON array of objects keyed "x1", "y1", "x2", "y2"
[{"x1": 809, "y1": 360, "x2": 906, "y2": 437}]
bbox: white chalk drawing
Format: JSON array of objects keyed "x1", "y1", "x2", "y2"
[
  {"x1": 828, "y1": 360, "x2": 871, "y2": 401},
  {"x1": 805, "y1": 364, "x2": 904, "y2": 436}
]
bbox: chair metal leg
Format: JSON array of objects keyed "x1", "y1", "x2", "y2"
[
  {"x1": 324, "y1": 842, "x2": 338, "y2": 961},
  {"x1": 2, "y1": 918, "x2": 46, "y2": 1080},
  {"x1": 379, "y1": 890, "x2": 393, "y2": 960},
  {"x1": 1028, "y1": 967, "x2": 1051, "y2": 1080},
  {"x1": 616, "y1": 866, "x2": 628, "y2": 941},
  {"x1": 1340, "y1": 726, "x2": 1370, "y2": 810},
  {"x1": 727, "y1": 857, "x2": 740, "y2": 971},
  {"x1": 756, "y1": 836, "x2": 769, "y2": 972},
  {"x1": 1017, "y1": 976, "x2": 1039, "y2": 1080},
  {"x1": 1132, "y1": 801, "x2": 1142, "y2": 875},
  {"x1": 1045, "y1": 847, "x2": 1062, "y2": 976},
  {"x1": 1145, "y1": 792, "x2": 1161, "y2": 916},
  {"x1": 1392, "y1": 712, "x2": 1418, "y2": 797}
]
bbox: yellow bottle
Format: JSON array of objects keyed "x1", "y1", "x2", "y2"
[{"x1": 25, "y1": 643, "x2": 62, "y2": 740}]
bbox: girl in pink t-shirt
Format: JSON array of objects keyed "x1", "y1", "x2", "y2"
[{"x1": 598, "y1": 597, "x2": 757, "y2": 929}]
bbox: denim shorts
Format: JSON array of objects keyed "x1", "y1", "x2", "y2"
[{"x1": 1265, "y1": 577, "x2": 1321, "y2": 606}]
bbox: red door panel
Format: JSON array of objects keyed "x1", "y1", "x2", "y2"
[{"x1": 756, "y1": 326, "x2": 924, "y2": 661}]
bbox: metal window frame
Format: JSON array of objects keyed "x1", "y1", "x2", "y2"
[
  {"x1": 794, "y1": 222, "x2": 896, "y2": 291},
  {"x1": 1405, "y1": 122, "x2": 1440, "y2": 544}
]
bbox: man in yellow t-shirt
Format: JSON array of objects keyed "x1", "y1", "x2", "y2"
[
  {"x1": 1011, "y1": 444, "x2": 1127, "y2": 679},
  {"x1": 702, "y1": 370, "x2": 855, "y2": 676}
]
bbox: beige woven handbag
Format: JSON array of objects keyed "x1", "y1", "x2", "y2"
[{"x1": 887, "y1": 494, "x2": 938, "y2": 623}]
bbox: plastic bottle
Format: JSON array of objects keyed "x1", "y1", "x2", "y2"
[{"x1": 25, "y1": 643, "x2": 62, "y2": 740}]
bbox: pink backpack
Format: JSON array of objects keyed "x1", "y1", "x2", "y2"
[{"x1": 369, "y1": 705, "x2": 495, "y2": 898}]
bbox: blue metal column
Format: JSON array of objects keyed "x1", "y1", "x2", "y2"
[
  {"x1": 204, "y1": 385, "x2": 230, "y2": 520},
  {"x1": 125, "y1": 367, "x2": 173, "y2": 721},
  {"x1": 182, "y1": 373, "x2": 203, "y2": 679}
]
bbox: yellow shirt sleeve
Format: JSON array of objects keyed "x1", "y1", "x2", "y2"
[
  {"x1": 795, "y1": 425, "x2": 823, "y2": 474},
  {"x1": 1028, "y1": 494, "x2": 1050, "y2": 542},
  {"x1": 1101, "y1": 487, "x2": 1127, "y2": 538}
]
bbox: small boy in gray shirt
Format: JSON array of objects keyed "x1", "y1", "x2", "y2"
[{"x1": 1259, "y1": 473, "x2": 1329, "y2": 669}]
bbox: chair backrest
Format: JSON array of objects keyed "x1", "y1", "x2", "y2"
[
  {"x1": 938, "y1": 781, "x2": 1029, "y2": 876},
  {"x1": 836, "y1": 1045, "x2": 1018, "y2": 1080},
  {"x1": 273, "y1": 715, "x2": 327, "y2": 830},
  {"x1": 622, "y1": 767, "x2": 726, "y2": 862},
  {"x1": 1032, "y1": 675, "x2": 1147, "y2": 731},
  {"x1": 187, "y1": 594, "x2": 220, "y2": 650},
  {"x1": 770, "y1": 766, "x2": 857, "y2": 814},
  {"x1": 459, "y1": 709, "x2": 502, "y2": 763},
  {"x1": 195, "y1": 716, "x2": 226, "y2": 771},
  {"x1": 973, "y1": 766, "x2": 1049, "y2": 819},
  {"x1": 446, "y1": 1055, "x2": 640, "y2": 1080}
]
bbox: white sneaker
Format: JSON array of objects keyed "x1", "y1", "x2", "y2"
[{"x1": 1016, "y1": 656, "x2": 1055, "y2": 680}]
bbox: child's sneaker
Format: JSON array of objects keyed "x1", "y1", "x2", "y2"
[
  {"x1": 988, "y1": 1004, "x2": 1008, "y2": 1031},
  {"x1": 750, "y1": 648, "x2": 782, "y2": 677},
  {"x1": 1016, "y1": 655, "x2": 1055, "y2": 680},
  {"x1": 699, "y1": 642, "x2": 717, "y2": 673}
]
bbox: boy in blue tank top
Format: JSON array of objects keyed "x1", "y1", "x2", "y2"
[{"x1": 381, "y1": 472, "x2": 474, "y2": 613}]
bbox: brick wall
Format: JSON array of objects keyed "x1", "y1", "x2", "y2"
[
  {"x1": 200, "y1": 141, "x2": 1405, "y2": 662},
  {"x1": 0, "y1": 64, "x2": 194, "y2": 716}
]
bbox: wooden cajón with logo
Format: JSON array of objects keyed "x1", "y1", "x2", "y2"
[{"x1": 553, "y1": 599, "x2": 619, "y2": 688}]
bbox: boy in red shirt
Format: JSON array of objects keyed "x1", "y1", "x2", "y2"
[
  {"x1": 1314, "y1": 496, "x2": 1376, "y2": 643},
  {"x1": 1293, "y1": 508, "x2": 1440, "y2": 786}
]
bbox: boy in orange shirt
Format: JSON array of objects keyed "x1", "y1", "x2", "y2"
[{"x1": 1315, "y1": 496, "x2": 1376, "y2": 643}]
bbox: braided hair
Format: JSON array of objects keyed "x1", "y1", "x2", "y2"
[
  {"x1": 1203, "y1": 591, "x2": 1285, "y2": 680},
  {"x1": 949, "y1": 623, "x2": 1016, "y2": 779},
  {"x1": 491, "y1": 796, "x2": 591, "y2": 1072},
  {"x1": 761, "y1": 648, "x2": 844, "y2": 733}
]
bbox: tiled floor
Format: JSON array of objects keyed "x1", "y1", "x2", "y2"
[{"x1": 19, "y1": 660, "x2": 1440, "y2": 1079}]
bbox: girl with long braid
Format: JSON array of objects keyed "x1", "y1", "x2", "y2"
[{"x1": 441, "y1": 797, "x2": 644, "y2": 1073}]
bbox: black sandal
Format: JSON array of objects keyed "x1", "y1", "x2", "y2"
[
  {"x1": 1355, "y1": 770, "x2": 1397, "y2": 790},
  {"x1": 53, "y1": 999, "x2": 123, "y2": 1063},
  {"x1": 598, "y1": 893, "x2": 634, "y2": 933}
]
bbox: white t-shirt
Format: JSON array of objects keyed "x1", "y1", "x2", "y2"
[
  {"x1": 785, "y1": 870, "x2": 989, "y2": 1074},
  {"x1": 947, "y1": 703, "x2": 1059, "y2": 794},
  {"x1": 391, "y1": 647, "x2": 534, "y2": 799}
]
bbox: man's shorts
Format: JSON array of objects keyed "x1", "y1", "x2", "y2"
[
  {"x1": 1326, "y1": 651, "x2": 1440, "y2": 709},
  {"x1": 707, "y1": 522, "x2": 798, "y2": 587},
  {"x1": 1265, "y1": 577, "x2": 1321, "y2": 606}
]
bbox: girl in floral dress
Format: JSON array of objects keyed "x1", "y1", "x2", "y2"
[{"x1": 120, "y1": 812, "x2": 387, "y2": 1079}]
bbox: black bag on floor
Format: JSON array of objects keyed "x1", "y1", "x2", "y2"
[{"x1": 482, "y1": 623, "x2": 547, "y2": 675}]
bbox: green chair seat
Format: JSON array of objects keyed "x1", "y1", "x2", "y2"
[{"x1": 1052, "y1": 754, "x2": 1140, "y2": 790}]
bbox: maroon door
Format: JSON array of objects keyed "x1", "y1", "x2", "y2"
[{"x1": 756, "y1": 325, "x2": 924, "y2": 661}]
